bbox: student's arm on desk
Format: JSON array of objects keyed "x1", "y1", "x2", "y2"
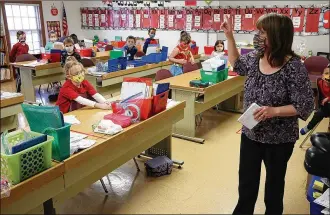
[
  {"x1": 190, "y1": 51, "x2": 195, "y2": 64},
  {"x1": 169, "y1": 48, "x2": 187, "y2": 65}
]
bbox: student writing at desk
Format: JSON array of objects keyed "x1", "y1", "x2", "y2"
[{"x1": 56, "y1": 57, "x2": 111, "y2": 113}]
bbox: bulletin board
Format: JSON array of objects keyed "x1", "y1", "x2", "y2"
[
  {"x1": 80, "y1": 4, "x2": 329, "y2": 35},
  {"x1": 46, "y1": 21, "x2": 61, "y2": 37}
]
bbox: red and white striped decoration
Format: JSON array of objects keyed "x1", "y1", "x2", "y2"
[{"x1": 62, "y1": 2, "x2": 69, "y2": 36}]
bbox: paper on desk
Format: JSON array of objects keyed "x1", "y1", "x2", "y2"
[
  {"x1": 70, "y1": 139, "x2": 96, "y2": 154},
  {"x1": 0, "y1": 91, "x2": 22, "y2": 99},
  {"x1": 22, "y1": 61, "x2": 46, "y2": 67},
  {"x1": 70, "y1": 131, "x2": 87, "y2": 143},
  {"x1": 237, "y1": 103, "x2": 261, "y2": 130},
  {"x1": 64, "y1": 115, "x2": 81, "y2": 125},
  {"x1": 166, "y1": 99, "x2": 180, "y2": 109},
  {"x1": 322, "y1": 208, "x2": 330, "y2": 215},
  {"x1": 314, "y1": 188, "x2": 329, "y2": 209}
]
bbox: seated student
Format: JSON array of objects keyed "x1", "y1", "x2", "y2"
[
  {"x1": 211, "y1": 40, "x2": 225, "y2": 57},
  {"x1": 56, "y1": 57, "x2": 111, "y2": 113},
  {"x1": 180, "y1": 31, "x2": 196, "y2": 49},
  {"x1": 45, "y1": 31, "x2": 58, "y2": 52},
  {"x1": 301, "y1": 64, "x2": 330, "y2": 135},
  {"x1": 61, "y1": 37, "x2": 82, "y2": 67},
  {"x1": 143, "y1": 28, "x2": 158, "y2": 54},
  {"x1": 9, "y1": 30, "x2": 29, "y2": 93},
  {"x1": 124, "y1": 36, "x2": 138, "y2": 60},
  {"x1": 70, "y1": 34, "x2": 85, "y2": 49},
  {"x1": 168, "y1": 32, "x2": 195, "y2": 76}
]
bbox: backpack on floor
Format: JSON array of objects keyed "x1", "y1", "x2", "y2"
[{"x1": 145, "y1": 156, "x2": 173, "y2": 177}]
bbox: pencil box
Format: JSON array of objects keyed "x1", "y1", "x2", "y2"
[
  {"x1": 103, "y1": 113, "x2": 132, "y2": 128},
  {"x1": 189, "y1": 80, "x2": 209, "y2": 88},
  {"x1": 145, "y1": 156, "x2": 173, "y2": 177}
]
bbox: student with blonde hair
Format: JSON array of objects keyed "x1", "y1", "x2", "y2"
[{"x1": 56, "y1": 57, "x2": 111, "y2": 113}]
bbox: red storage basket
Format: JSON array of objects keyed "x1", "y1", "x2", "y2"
[
  {"x1": 117, "y1": 41, "x2": 126, "y2": 48},
  {"x1": 50, "y1": 53, "x2": 61, "y2": 63},
  {"x1": 191, "y1": 46, "x2": 199, "y2": 55},
  {"x1": 152, "y1": 90, "x2": 169, "y2": 115},
  {"x1": 204, "y1": 46, "x2": 214, "y2": 55},
  {"x1": 42, "y1": 53, "x2": 51, "y2": 60},
  {"x1": 80, "y1": 48, "x2": 92, "y2": 57}
]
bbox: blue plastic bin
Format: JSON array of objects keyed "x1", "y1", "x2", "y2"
[
  {"x1": 161, "y1": 46, "x2": 168, "y2": 61},
  {"x1": 142, "y1": 53, "x2": 163, "y2": 64},
  {"x1": 127, "y1": 60, "x2": 146, "y2": 67},
  {"x1": 108, "y1": 57, "x2": 127, "y2": 72}
]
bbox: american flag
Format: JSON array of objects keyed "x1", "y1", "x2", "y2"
[{"x1": 62, "y1": 2, "x2": 69, "y2": 36}]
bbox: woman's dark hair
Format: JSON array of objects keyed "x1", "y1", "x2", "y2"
[
  {"x1": 148, "y1": 28, "x2": 156, "y2": 33},
  {"x1": 70, "y1": 34, "x2": 79, "y2": 44},
  {"x1": 214, "y1": 40, "x2": 224, "y2": 51},
  {"x1": 256, "y1": 13, "x2": 298, "y2": 67}
]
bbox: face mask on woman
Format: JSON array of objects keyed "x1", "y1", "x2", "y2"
[{"x1": 253, "y1": 32, "x2": 266, "y2": 55}]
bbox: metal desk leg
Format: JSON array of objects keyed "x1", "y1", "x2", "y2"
[
  {"x1": 20, "y1": 67, "x2": 36, "y2": 102},
  {"x1": 140, "y1": 135, "x2": 185, "y2": 168},
  {"x1": 43, "y1": 198, "x2": 55, "y2": 215},
  {"x1": 171, "y1": 89, "x2": 205, "y2": 144}
]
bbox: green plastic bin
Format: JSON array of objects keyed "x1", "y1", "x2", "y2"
[
  {"x1": 200, "y1": 68, "x2": 229, "y2": 85},
  {"x1": 110, "y1": 50, "x2": 124, "y2": 59},
  {"x1": 1, "y1": 130, "x2": 53, "y2": 185},
  {"x1": 43, "y1": 123, "x2": 71, "y2": 162}
]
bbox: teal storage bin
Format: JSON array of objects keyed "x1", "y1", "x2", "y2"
[
  {"x1": 1, "y1": 130, "x2": 53, "y2": 185},
  {"x1": 200, "y1": 68, "x2": 229, "y2": 85},
  {"x1": 43, "y1": 123, "x2": 71, "y2": 162}
]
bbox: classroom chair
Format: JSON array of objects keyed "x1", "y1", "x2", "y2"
[
  {"x1": 183, "y1": 62, "x2": 199, "y2": 73},
  {"x1": 317, "y1": 52, "x2": 330, "y2": 61},
  {"x1": 155, "y1": 69, "x2": 173, "y2": 81},
  {"x1": 304, "y1": 56, "x2": 329, "y2": 87},
  {"x1": 135, "y1": 51, "x2": 145, "y2": 57},
  {"x1": 300, "y1": 77, "x2": 330, "y2": 148},
  {"x1": 104, "y1": 45, "x2": 114, "y2": 51},
  {"x1": 81, "y1": 58, "x2": 95, "y2": 68}
]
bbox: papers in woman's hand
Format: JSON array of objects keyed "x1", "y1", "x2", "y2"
[
  {"x1": 314, "y1": 188, "x2": 329, "y2": 209},
  {"x1": 237, "y1": 103, "x2": 261, "y2": 129}
]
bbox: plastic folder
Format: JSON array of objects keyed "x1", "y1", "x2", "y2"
[{"x1": 11, "y1": 134, "x2": 47, "y2": 154}]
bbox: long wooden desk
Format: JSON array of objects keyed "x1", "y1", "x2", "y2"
[
  {"x1": 11, "y1": 61, "x2": 64, "y2": 102},
  {"x1": 158, "y1": 70, "x2": 245, "y2": 143},
  {"x1": 51, "y1": 101, "x2": 185, "y2": 212},
  {"x1": 86, "y1": 55, "x2": 201, "y2": 95},
  {"x1": 0, "y1": 161, "x2": 65, "y2": 214},
  {"x1": 0, "y1": 94, "x2": 24, "y2": 132},
  {"x1": 1, "y1": 101, "x2": 185, "y2": 214}
]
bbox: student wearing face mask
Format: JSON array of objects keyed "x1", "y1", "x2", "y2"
[
  {"x1": 44, "y1": 31, "x2": 58, "y2": 51},
  {"x1": 56, "y1": 57, "x2": 111, "y2": 113},
  {"x1": 168, "y1": 32, "x2": 195, "y2": 76},
  {"x1": 61, "y1": 37, "x2": 82, "y2": 67},
  {"x1": 123, "y1": 36, "x2": 138, "y2": 61},
  {"x1": 143, "y1": 28, "x2": 158, "y2": 54},
  {"x1": 180, "y1": 31, "x2": 196, "y2": 49},
  {"x1": 9, "y1": 31, "x2": 29, "y2": 92},
  {"x1": 211, "y1": 40, "x2": 225, "y2": 57}
]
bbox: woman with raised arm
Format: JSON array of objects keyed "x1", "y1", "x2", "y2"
[{"x1": 221, "y1": 13, "x2": 314, "y2": 215}]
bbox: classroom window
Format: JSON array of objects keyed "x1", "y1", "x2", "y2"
[{"x1": 5, "y1": 3, "x2": 43, "y2": 54}]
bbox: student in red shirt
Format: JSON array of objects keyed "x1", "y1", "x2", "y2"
[
  {"x1": 9, "y1": 31, "x2": 29, "y2": 92},
  {"x1": 168, "y1": 32, "x2": 195, "y2": 76},
  {"x1": 301, "y1": 63, "x2": 330, "y2": 135},
  {"x1": 56, "y1": 57, "x2": 111, "y2": 113}
]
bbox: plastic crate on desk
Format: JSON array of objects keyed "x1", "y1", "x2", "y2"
[
  {"x1": 127, "y1": 60, "x2": 146, "y2": 68},
  {"x1": 161, "y1": 46, "x2": 168, "y2": 61},
  {"x1": 1, "y1": 130, "x2": 53, "y2": 185},
  {"x1": 142, "y1": 53, "x2": 162, "y2": 64}
]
